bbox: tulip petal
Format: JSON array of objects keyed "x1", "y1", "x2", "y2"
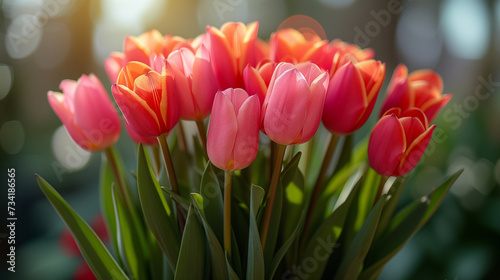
[
  {"x1": 295, "y1": 62, "x2": 323, "y2": 85},
  {"x1": 118, "y1": 61, "x2": 152, "y2": 89},
  {"x1": 124, "y1": 36, "x2": 150, "y2": 65},
  {"x1": 298, "y1": 71, "x2": 328, "y2": 144},
  {"x1": 112, "y1": 84, "x2": 161, "y2": 137},
  {"x1": 243, "y1": 65, "x2": 267, "y2": 103},
  {"x1": 104, "y1": 52, "x2": 124, "y2": 84},
  {"x1": 409, "y1": 69, "x2": 443, "y2": 92},
  {"x1": 233, "y1": 94, "x2": 260, "y2": 170},
  {"x1": 422, "y1": 93, "x2": 452, "y2": 123},
  {"x1": 166, "y1": 60, "x2": 196, "y2": 120},
  {"x1": 207, "y1": 26, "x2": 237, "y2": 89},
  {"x1": 207, "y1": 92, "x2": 238, "y2": 170},
  {"x1": 263, "y1": 68, "x2": 309, "y2": 145},
  {"x1": 368, "y1": 115, "x2": 406, "y2": 177},
  {"x1": 397, "y1": 125, "x2": 436, "y2": 176},
  {"x1": 192, "y1": 45, "x2": 218, "y2": 118},
  {"x1": 399, "y1": 116, "x2": 425, "y2": 145},
  {"x1": 73, "y1": 76, "x2": 121, "y2": 146},
  {"x1": 322, "y1": 62, "x2": 367, "y2": 134}
]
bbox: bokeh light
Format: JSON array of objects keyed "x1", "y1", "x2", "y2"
[
  {"x1": 51, "y1": 126, "x2": 91, "y2": 171},
  {"x1": 0, "y1": 64, "x2": 14, "y2": 101},
  {"x1": 440, "y1": 0, "x2": 490, "y2": 60}
]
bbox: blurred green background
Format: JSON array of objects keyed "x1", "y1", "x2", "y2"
[{"x1": 1, "y1": 0, "x2": 499, "y2": 279}]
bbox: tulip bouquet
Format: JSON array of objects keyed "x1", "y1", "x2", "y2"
[{"x1": 36, "y1": 19, "x2": 461, "y2": 280}]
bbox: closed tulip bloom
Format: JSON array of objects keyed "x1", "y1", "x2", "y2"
[
  {"x1": 368, "y1": 108, "x2": 435, "y2": 177},
  {"x1": 124, "y1": 120, "x2": 158, "y2": 146},
  {"x1": 262, "y1": 62, "x2": 329, "y2": 145},
  {"x1": 206, "y1": 22, "x2": 263, "y2": 89},
  {"x1": 166, "y1": 46, "x2": 218, "y2": 120},
  {"x1": 112, "y1": 61, "x2": 179, "y2": 137},
  {"x1": 322, "y1": 60, "x2": 385, "y2": 135},
  {"x1": 380, "y1": 64, "x2": 451, "y2": 123},
  {"x1": 207, "y1": 88, "x2": 260, "y2": 171},
  {"x1": 47, "y1": 74, "x2": 121, "y2": 152}
]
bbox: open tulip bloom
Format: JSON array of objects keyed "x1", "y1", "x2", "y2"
[{"x1": 38, "y1": 19, "x2": 463, "y2": 280}]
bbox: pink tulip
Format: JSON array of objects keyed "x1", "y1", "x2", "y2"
[
  {"x1": 368, "y1": 108, "x2": 435, "y2": 177},
  {"x1": 207, "y1": 88, "x2": 260, "y2": 171},
  {"x1": 261, "y1": 62, "x2": 329, "y2": 145},
  {"x1": 380, "y1": 64, "x2": 451, "y2": 123},
  {"x1": 166, "y1": 46, "x2": 218, "y2": 120},
  {"x1": 48, "y1": 74, "x2": 121, "y2": 152},
  {"x1": 206, "y1": 22, "x2": 264, "y2": 89},
  {"x1": 112, "y1": 61, "x2": 179, "y2": 137},
  {"x1": 322, "y1": 60, "x2": 385, "y2": 135}
]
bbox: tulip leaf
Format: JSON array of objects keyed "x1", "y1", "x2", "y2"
[
  {"x1": 191, "y1": 193, "x2": 229, "y2": 280},
  {"x1": 263, "y1": 177, "x2": 283, "y2": 266},
  {"x1": 200, "y1": 163, "x2": 224, "y2": 244},
  {"x1": 111, "y1": 184, "x2": 147, "y2": 279},
  {"x1": 301, "y1": 167, "x2": 364, "y2": 279},
  {"x1": 162, "y1": 187, "x2": 191, "y2": 212},
  {"x1": 247, "y1": 185, "x2": 265, "y2": 280},
  {"x1": 226, "y1": 252, "x2": 241, "y2": 280},
  {"x1": 334, "y1": 194, "x2": 386, "y2": 280},
  {"x1": 137, "y1": 144, "x2": 180, "y2": 271},
  {"x1": 360, "y1": 198, "x2": 428, "y2": 280},
  {"x1": 281, "y1": 151, "x2": 302, "y2": 188},
  {"x1": 331, "y1": 134, "x2": 353, "y2": 177},
  {"x1": 99, "y1": 155, "x2": 120, "y2": 260},
  {"x1": 174, "y1": 205, "x2": 205, "y2": 280},
  {"x1": 374, "y1": 175, "x2": 409, "y2": 239},
  {"x1": 35, "y1": 175, "x2": 130, "y2": 280}
]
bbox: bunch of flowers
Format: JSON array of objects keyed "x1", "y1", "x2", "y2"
[{"x1": 37, "y1": 18, "x2": 460, "y2": 280}]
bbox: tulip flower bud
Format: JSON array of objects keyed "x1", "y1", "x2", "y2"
[
  {"x1": 380, "y1": 64, "x2": 451, "y2": 123},
  {"x1": 112, "y1": 61, "x2": 179, "y2": 137},
  {"x1": 322, "y1": 60, "x2": 385, "y2": 135},
  {"x1": 368, "y1": 108, "x2": 435, "y2": 177},
  {"x1": 261, "y1": 62, "x2": 329, "y2": 145},
  {"x1": 243, "y1": 60, "x2": 277, "y2": 104},
  {"x1": 166, "y1": 46, "x2": 218, "y2": 120},
  {"x1": 48, "y1": 74, "x2": 121, "y2": 152},
  {"x1": 207, "y1": 88, "x2": 260, "y2": 171}
]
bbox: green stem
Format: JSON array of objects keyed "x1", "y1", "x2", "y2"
[
  {"x1": 300, "y1": 133, "x2": 340, "y2": 252},
  {"x1": 260, "y1": 144, "x2": 287, "y2": 249},
  {"x1": 373, "y1": 175, "x2": 388, "y2": 208},
  {"x1": 195, "y1": 119, "x2": 208, "y2": 160},
  {"x1": 157, "y1": 134, "x2": 185, "y2": 231},
  {"x1": 104, "y1": 147, "x2": 134, "y2": 212},
  {"x1": 224, "y1": 170, "x2": 232, "y2": 258}
]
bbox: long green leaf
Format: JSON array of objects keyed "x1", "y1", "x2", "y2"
[
  {"x1": 99, "y1": 155, "x2": 119, "y2": 261},
  {"x1": 191, "y1": 193, "x2": 229, "y2": 280},
  {"x1": 175, "y1": 205, "x2": 205, "y2": 280},
  {"x1": 334, "y1": 195, "x2": 386, "y2": 280},
  {"x1": 374, "y1": 175, "x2": 409, "y2": 239},
  {"x1": 226, "y1": 252, "x2": 241, "y2": 280},
  {"x1": 200, "y1": 163, "x2": 224, "y2": 243},
  {"x1": 137, "y1": 144, "x2": 180, "y2": 271},
  {"x1": 247, "y1": 185, "x2": 265, "y2": 280},
  {"x1": 300, "y1": 167, "x2": 364, "y2": 279},
  {"x1": 263, "y1": 177, "x2": 283, "y2": 266},
  {"x1": 35, "y1": 175, "x2": 129, "y2": 280}
]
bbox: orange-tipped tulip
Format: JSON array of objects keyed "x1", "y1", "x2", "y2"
[
  {"x1": 368, "y1": 108, "x2": 435, "y2": 177},
  {"x1": 380, "y1": 64, "x2": 451, "y2": 123},
  {"x1": 166, "y1": 46, "x2": 218, "y2": 120},
  {"x1": 322, "y1": 60, "x2": 385, "y2": 135},
  {"x1": 270, "y1": 28, "x2": 328, "y2": 65},
  {"x1": 261, "y1": 62, "x2": 329, "y2": 145},
  {"x1": 48, "y1": 74, "x2": 121, "y2": 152},
  {"x1": 207, "y1": 88, "x2": 260, "y2": 171},
  {"x1": 206, "y1": 22, "x2": 263, "y2": 89},
  {"x1": 112, "y1": 61, "x2": 179, "y2": 137}
]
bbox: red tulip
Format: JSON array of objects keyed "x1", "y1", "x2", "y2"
[
  {"x1": 322, "y1": 60, "x2": 385, "y2": 135},
  {"x1": 166, "y1": 46, "x2": 218, "y2": 120},
  {"x1": 124, "y1": 120, "x2": 158, "y2": 146},
  {"x1": 112, "y1": 61, "x2": 179, "y2": 137},
  {"x1": 206, "y1": 22, "x2": 263, "y2": 89},
  {"x1": 261, "y1": 62, "x2": 329, "y2": 145},
  {"x1": 380, "y1": 64, "x2": 451, "y2": 123},
  {"x1": 207, "y1": 88, "x2": 260, "y2": 171},
  {"x1": 48, "y1": 74, "x2": 121, "y2": 152},
  {"x1": 368, "y1": 108, "x2": 435, "y2": 177}
]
